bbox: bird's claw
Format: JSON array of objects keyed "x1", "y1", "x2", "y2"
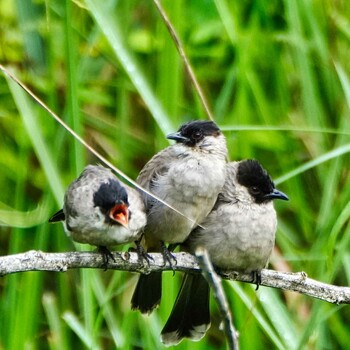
[
  {"x1": 161, "y1": 243, "x2": 177, "y2": 276},
  {"x1": 98, "y1": 246, "x2": 115, "y2": 270},
  {"x1": 134, "y1": 241, "x2": 154, "y2": 266},
  {"x1": 251, "y1": 270, "x2": 262, "y2": 290}
]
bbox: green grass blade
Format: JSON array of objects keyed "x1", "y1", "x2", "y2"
[
  {"x1": 85, "y1": 0, "x2": 174, "y2": 135},
  {"x1": 43, "y1": 292, "x2": 69, "y2": 350},
  {"x1": 5, "y1": 74, "x2": 64, "y2": 204},
  {"x1": 275, "y1": 143, "x2": 350, "y2": 184}
]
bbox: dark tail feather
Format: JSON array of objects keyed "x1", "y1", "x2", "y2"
[
  {"x1": 49, "y1": 209, "x2": 65, "y2": 223},
  {"x1": 161, "y1": 273, "x2": 210, "y2": 346},
  {"x1": 131, "y1": 272, "x2": 162, "y2": 314}
]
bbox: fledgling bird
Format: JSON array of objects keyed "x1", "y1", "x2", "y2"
[
  {"x1": 161, "y1": 159, "x2": 289, "y2": 346},
  {"x1": 131, "y1": 120, "x2": 228, "y2": 314},
  {"x1": 49, "y1": 165, "x2": 147, "y2": 266}
]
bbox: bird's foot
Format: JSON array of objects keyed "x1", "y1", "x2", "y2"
[
  {"x1": 161, "y1": 242, "x2": 177, "y2": 275},
  {"x1": 251, "y1": 270, "x2": 262, "y2": 290},
  {"x1": 98, "y1": 246, "x2": 115, "y2": 270},
  {"x1": 134, "y1": 239, "x2": 153, "y2": 266}
]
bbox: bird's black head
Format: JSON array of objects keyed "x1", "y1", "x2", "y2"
[
  {"x1": 167, "y1": 120, "x2": 221, "y2": 147},
  {"x1": 93, "y1": 179, "x2": 129, "y2": 222},
  {"x1": 237, "y1": 159, "x2": 288, "y2": 204}
]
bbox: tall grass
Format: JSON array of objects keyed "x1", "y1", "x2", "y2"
[{"x1": 1, "y1": 0, "x2": 350, "y2": 348}]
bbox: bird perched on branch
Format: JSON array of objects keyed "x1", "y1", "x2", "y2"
[
  {"x1": 161, "y1": 159, "x2": 289, "y2": 346},
  {"x1": 49, "y1": 165, "x2": 147, "y2": 267},
  {"x1": 131, "y1": 120, "x2": 227, "y2": 314}
]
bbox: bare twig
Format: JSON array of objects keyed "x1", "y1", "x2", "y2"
[
  {"x1": 195, "y1": 247, "x2": 239, "y2": 350},
  {"x1": 153, "y1": 0, "x2": 215, "y2": 121},
  {"x1": 1, "y1": 250, "x2": 350, "y2": 305}
]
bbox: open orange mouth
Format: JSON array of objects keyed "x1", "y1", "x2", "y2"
[{"x1": 109, "y1": 203, "x2": 129, "y2": 227}]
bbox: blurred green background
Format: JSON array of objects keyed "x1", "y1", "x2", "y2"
[{"x1": 1, "y1": 0, "x2": 350, "y2": 349}]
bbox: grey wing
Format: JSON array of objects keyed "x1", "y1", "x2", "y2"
[
  {"x1": 63, "y1": 165, "x2": 114, "y2": 219},
  {"x1": 185, "y1": 202, "x2": 222, "y2": 251},
  {"x1": 63, "y1": 179, "x2": 87, "y2": 220},
  {"x1": 136, "y1": 146, "x2": 176, "y2": 210},
  {"x1": 125, "y1": 185, "x2": 147, "y2": 233}
]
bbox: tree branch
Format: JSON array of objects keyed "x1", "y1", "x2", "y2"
[
  {"x1": 0, "y1": 250, "x2": 349, "y2": 305},
  {"x1": 196, "y1": 247, "x2": 239, "y2": 350}
]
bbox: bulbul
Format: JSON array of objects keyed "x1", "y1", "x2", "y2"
[
  {"x1": 49, "y1": 165, "x2": 147, "y2": 265},
  {"x1": 131, "y1": 120, "x2": 228, "y2": 314},
  {"x1": 161, "y1": 159, "x2": 289, "y2": 346}
]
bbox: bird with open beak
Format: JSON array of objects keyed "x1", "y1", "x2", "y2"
[{"x1": 49, "y1": 165, "x2": 147, "y2": 267}]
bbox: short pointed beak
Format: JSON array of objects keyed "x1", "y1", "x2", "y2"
[
  {"x1": 109, "y1": 203, "x2": 129, "y2": 228},
  {"x1": 265, "y1": 188, "x2": 289, "y2": 201},
  {"x1": 166, "y1": 131, "x2": 190, "y2": 143}
]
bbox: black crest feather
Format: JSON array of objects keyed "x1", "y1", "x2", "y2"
[
  {"x1": 179, "y1": 120, "x2": 221, "y2": 146},
  {"x1": 237, "y1": 159, "x2": 275, "y2": 203},
  {"x1": 93, "y1": 179, "x2": 128, "y2": 212}
]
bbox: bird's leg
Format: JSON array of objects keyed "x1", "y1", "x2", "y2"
[
  {"x1": 98, "y1": 246, "x2": 115, "y2": 270},
  {"x1": 134, "y1": 237, "x2": 153, "y2": 266},
  {"x1": 161, "y1": 241, "x2": 177, "y2": 275},
  {"x1": 251, "y1": 270, "x2": 262, "y2": 290}
]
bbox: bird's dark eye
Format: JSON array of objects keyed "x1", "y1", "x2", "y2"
[
  {"x1": 192, "y1": 130, "x2": 203, "y2": 140},
  {"x1": 250, "y1": 186, "x2": 261, "y2": 195}
]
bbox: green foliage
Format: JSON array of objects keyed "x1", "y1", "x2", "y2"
[{"x1": 1, "y1": 0, "x2": 350, "y2": 348}]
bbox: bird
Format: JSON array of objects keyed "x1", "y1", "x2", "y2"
[
  {"x1": 131, "y1": 120, "x2": 228, "y2": 314},
  {"x1": 49, "y1": 164, "x2": 147, "y2": 266},
  {"x1": 161, "y1": 159, "x2": 289, "y2": 346}
]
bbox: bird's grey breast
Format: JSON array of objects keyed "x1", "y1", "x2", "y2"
[{"x1": 190, "y1": 202, "x2": 277, "y2": 271}]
